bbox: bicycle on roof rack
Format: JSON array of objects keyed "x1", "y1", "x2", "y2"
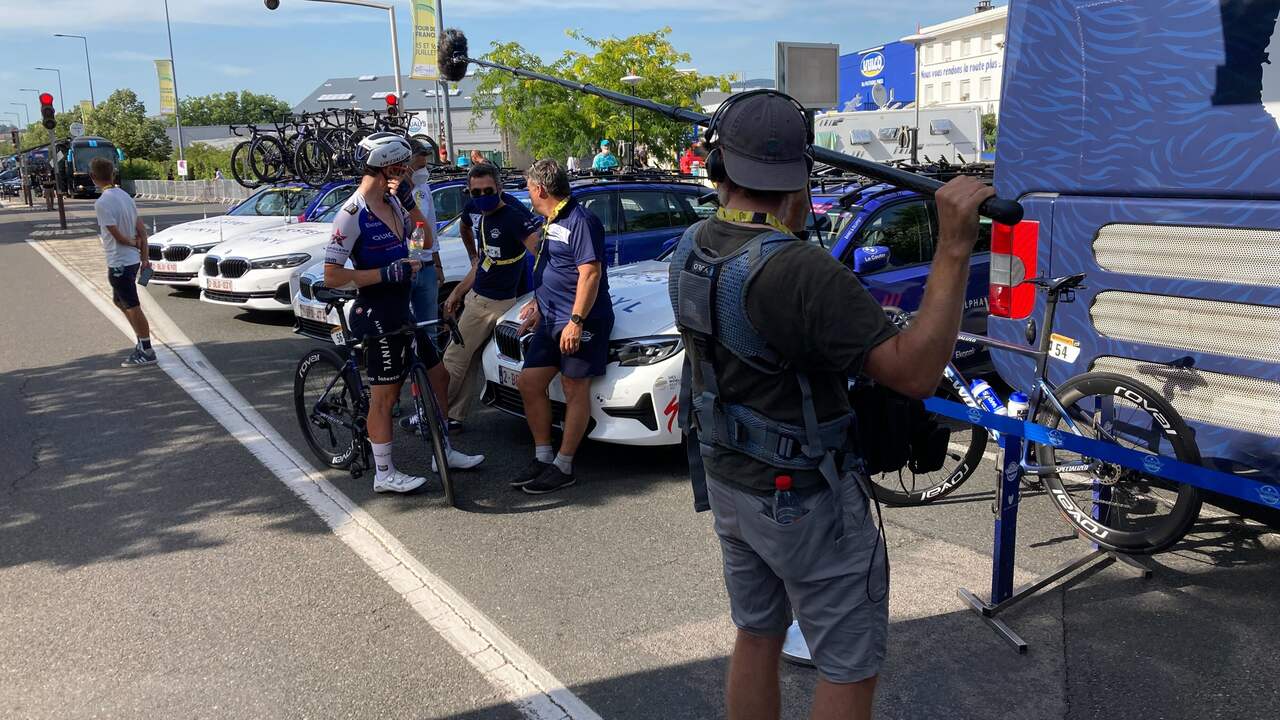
[{"x1": 865, "y1": 272, "x2": 1202, "y2": 554}]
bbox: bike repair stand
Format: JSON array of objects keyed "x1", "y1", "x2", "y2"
[{"x1": 956, "y1": 428, "x2": 1152, "y2": 653}]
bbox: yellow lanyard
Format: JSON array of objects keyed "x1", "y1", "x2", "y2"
[
  {"x1": 534, "y1": 198, "x2": 571, "y2": 271},
  {"x1": 716, "y1": 206, "x2": 791, "y2": 235},
  {"x1": 479, "y1": 208, "x2": 529, "y2": 270}
]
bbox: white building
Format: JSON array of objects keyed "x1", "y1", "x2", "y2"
[{"x1": 917, "y1": 3, "x2": 1008, "y2": 116}]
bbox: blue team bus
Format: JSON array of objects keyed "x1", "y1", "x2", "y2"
[{"x1": 991, "y1": 0, "x2": 1280, "y2": 495}]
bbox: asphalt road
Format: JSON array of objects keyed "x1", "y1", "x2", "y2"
[{"x1": 3, "y1": 196, "x2": 1279, "y2": 719}]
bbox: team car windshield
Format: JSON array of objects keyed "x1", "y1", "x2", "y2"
[{"x1": 229, "y1": 187, "x2": 320, "y2": 217}]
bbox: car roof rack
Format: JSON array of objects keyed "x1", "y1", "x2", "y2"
[{"x1": 567, "y1": 169, "x2": 708, "y2": 187}]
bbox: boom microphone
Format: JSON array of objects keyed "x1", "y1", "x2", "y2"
[{"x1": 438, "y1": 29, "x2": 1024, "y2": 224}]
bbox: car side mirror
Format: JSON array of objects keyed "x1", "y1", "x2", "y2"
[{"x1": 853, "y1": 245, "x2": 890, "y2": 274}]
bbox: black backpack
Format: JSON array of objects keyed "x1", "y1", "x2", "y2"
[{"x1": 848, "y1": 378, "x2": 951, "y2": 476}]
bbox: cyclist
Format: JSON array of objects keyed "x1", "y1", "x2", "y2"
[{"x1": 324, "y1": 133, "x2": 484, "y2": 494}]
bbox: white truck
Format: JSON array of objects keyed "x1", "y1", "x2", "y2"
[{"x1": 814, "y1": 106, "x2": 984, "y2": 165}]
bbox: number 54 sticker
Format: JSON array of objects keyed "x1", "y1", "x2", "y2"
[{"x1": 1049, "y1": 333, "x2": 1081, "y2": 363}]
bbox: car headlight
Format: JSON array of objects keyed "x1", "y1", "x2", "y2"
[
  {"x1": 608, "y1": 336, "x2": 683, "y2": 367},
  {"x1": 191, "y1": 243, "x2": 219, "y2": 255},
  {"x1": 251, "y1": 253, "x2": 311, "y2": 270}
]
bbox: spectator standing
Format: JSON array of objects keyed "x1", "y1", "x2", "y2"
[
  {"x1": 512, "y1": 159, "x2": 613, "y2": 494},
  {"x1": 90, "y1": 157, "x2": 156, "y2": 367},
  {"x1": 566, "y1": 154, "x2": 580, "y2": 173},
  {"x1": 469, "y1": 149, "x2": 487, "y2": 166},
  {"x1": 439, "y1": 164, "x2": 542, "y2": 429},
  {"x1": 214, "y1": 168, "x2": 224, "y2": 181},
  {"x1": 591, "y1": 140, "x2": 619, "y2": 171},
  {"x1": 166, "y1": 168, "x2": 174, "y2": 181}
]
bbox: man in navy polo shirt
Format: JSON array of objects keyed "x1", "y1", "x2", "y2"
[
  {"x1": 513, "y1": 159, "x2": 614, "y2": 494},
  {"x1": 439, "y1": 163, "x2": 542, "y2": 429}
]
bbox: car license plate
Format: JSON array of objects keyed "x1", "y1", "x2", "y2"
[
  {"x1": 154, "y1": 261, "x2": 177, "y2": 273},
  {"x1": 1049, "y1": 333, "x2": 1081, "y2": 364},
  {"x1": 299, "y1": 304, "x2": 328, "y2": 322},
  {"x1": 499, "y1": 365, "x2": 520, "y2": 388},
  {"x1": 207, "y1": 278, "x2": 234, "y2": 291}
]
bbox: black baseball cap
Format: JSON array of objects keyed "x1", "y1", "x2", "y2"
[{"x1": 717, "y1": 92, "x2": 809, "y2": 192}]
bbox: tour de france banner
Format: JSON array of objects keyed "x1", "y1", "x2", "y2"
[
  {"x1": 155, "y1": 59, "x2": 177, "y2": 115},
  {"x1": 410, "y1": 0, "x2": 438, "y2": 80}
]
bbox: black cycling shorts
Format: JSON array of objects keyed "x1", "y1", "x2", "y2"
[
  {"x1": 351, "y1": 303, "x2": 440, "y2": 386},
  {"x1": 108, "y1": 264, "x2": 140, "y2": 310}
]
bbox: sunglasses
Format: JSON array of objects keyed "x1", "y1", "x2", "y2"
[{"x1": 468, "y1": 187, "x2": 497, "y2": 197}]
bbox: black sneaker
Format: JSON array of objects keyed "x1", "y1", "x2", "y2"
[
  {"x1": 522, "y1": 464, "x2": 576, "y2": 495},
  {"x1": 510, "y1": 459, "x2": 550, "y2": 488},
  {"x1": 121, "y1": 348, "x2": 157, "y2": 368}
]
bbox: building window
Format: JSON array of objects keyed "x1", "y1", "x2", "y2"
[
  {"x1": 942, "y1": 42, "x2": 952, "y2": 62},
  {"x1": 959, "y1": 80, "x2": 971, "y2": 102},
  {"x1": 962, "y1": 36, "x2": 973, "y2": 57},
  {"x1": 952, "y1": 39, "x2": 962, "y2": 58},
  {"x1": 942, "y1": 82, "x2": 952, "y2": 102},
  {"x1": 971, "y1": 36, "x2": 982, "y2": 56},
  {"x1": 980, "y1": 76, "x2": 993, "y2": 100},
  {"x1": 929, "y1": 43, "x2": 940, "y2": 63},
  {"x1": 982, "y1": 32, "x2": 993, "y2": 53},
  {"x1": 924, "y1": 84, "x2": 934, "y2": 104}
]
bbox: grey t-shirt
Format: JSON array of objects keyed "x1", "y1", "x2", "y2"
[
  {"x1": 683, "y1": 218, "x2": 897, "y2": 493},
  {"x1": 94, "y1": 187, "x2": 141, "y2": 268}
]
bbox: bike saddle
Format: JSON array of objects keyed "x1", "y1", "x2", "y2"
[
  {"x1": 1028, "y1": 273, "x2": 1088, "y2": 293},
  {"x1": 314, "y1": 285, "x2": 357, "y2": 304}
]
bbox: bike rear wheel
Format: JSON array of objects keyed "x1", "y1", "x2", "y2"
[
  {"x1": 294, "y1": 347, "x2": 362, "y2": 469},
  {"x1": 408, "y1": 365, "x2": 455, "y2": 507},
  {"x1": 249, "y1": 135, "x2": 288, "y2": 185},
  {"x1": 1035, "y1": 371, "x2": 1201, "y2": 554},
  {"x1": 866, "y1": 381, "x2": 988, "y2": 506},
  {"x1": 295, "y1": 137, "x2": 333, "y2": 188},
  {"x1": 230, "y1": 141, "x2": 259, "y2": 189}
]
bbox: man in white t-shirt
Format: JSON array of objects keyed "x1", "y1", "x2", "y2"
[
  {"x1": 404, "y1": 139, "x2": 442, "y2": 324},
  {"x1": 90, "y1": 157, "x2": 156, "y2": 367}
]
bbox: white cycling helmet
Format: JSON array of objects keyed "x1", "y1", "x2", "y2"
[{"x1": 358, "y1": 132, "x2": 412, "y2": 168}]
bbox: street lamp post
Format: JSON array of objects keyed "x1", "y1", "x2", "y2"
[
  {"x1": 10, "y1": 103, "x2": 30, "y2": 125},
  {"x1": 162, "y1": 0, "x2": 186, "y2": 167},
  {"x1": 621, "y1": 72, "x2": 643, "y2": 169},
  {"x1": 34, "y1": 67, "x2": 65, "y2": 112},
  {"x1": 53, "y1": 34, "x2": 95, "y2": 108},
  {"x1": 900, "y1": 32, "x2": 936, "y2": 165}
]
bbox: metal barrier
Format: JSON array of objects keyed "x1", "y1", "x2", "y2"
[{"x1": 133, "y1": 179, "x2": 252, "y2": 204}]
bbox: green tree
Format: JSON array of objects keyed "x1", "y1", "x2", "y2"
[
  {"x1": 18, "y1": 110, "x2": 81, "y2": 150},
  {"x1": 168, "y1": 90, "x2": 292, "y2": 127},
  {"x1": 474, "y1": 28, "x2": 729, "y2": 164},
  {"x1": 982, "y1": 113, "x2": 997, "y2": 153},
  {"x1": 91, "y1": 89, "x2": 172, "y2": 161}
]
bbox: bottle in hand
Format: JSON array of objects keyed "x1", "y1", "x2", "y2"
[
  {"x1": 773, "y1": 475, "x2": 807, "y2": 525},
  {"x1": 409, "y1": 221, "x2": 426, "y2": 254}
]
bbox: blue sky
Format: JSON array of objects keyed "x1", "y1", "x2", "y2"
[{"x1": 0, "y1": 0, "x2": 972, "y2": 124}]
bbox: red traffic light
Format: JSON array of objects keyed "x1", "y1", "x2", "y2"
[
  {"x1": 39, "y1": 92, "x2": 54, "y2": 106},
  {"x1": 384, "y1": 93, "x2": 398, "y2": 107}
]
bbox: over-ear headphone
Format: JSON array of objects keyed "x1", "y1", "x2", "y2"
[{"x1": 703, "y1": 89, "x2": 815, "y2": 184}]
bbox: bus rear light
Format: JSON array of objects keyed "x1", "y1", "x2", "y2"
[{"x1": 989, "y1": 220, "x2": 1039, "y2": 319}]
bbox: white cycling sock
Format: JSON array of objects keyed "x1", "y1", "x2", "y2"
[
  {"x1": 535, "y1": 444, "x2": 554, "y2": 463},
  {"x1": 372, "y1": 441, "x2": 395, "y2": 480},
  {"x1": 553, "y1": 453, "x2": 573, "y2": 475}
]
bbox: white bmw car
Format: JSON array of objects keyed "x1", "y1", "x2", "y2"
[
  {"x1": 199, "y1": 217, "x2": 339, "y2": 312},
  {"x1": 480, "y1": 260, "x2": 685, "y2": 447},
  {"x1": 148, "y1": 184, "x2": 348, "y2": 288}
]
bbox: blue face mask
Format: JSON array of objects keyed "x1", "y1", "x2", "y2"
[{"x1": 472, "y1": 193, "x2": 501, "y2": 212}]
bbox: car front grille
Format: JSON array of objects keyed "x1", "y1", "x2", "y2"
[
  {"x1": 300, "y1": 277, "x2": 316, "y2": 301},
  {"x1": 203, "y1": 288, "x2": 276, "y2": 304},
  {"x1": 483, "y1": 382, "x2": 567, "y2": 426},
  {"x1": 295, "y1": 317, "x2": 334, "y2": 341},
  {"x1": 204, "y1": 256, "x2": 220, "y2": 277},
  {"x1": 153, "y1": 271, "x2": 197, "y2": 282},
  {"x1": 219, "y1": 258, "x2": 251, "y2": 279},
  {"x1": 148, "y1": 244, "x2": 163, "y2": 261},
  {"x1": 494, "y1": 321, "x2": 524, "y2": 362},
  {"x1": 163, "y1": 245, "x2": 192, "y2": 262}
]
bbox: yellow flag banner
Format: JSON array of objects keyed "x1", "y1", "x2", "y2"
[
  {"x1": 410, "y1": 0, "x2": 438, "y2": 80},
  {"x1": 155, "y1": 59, "x2": 177, "y2": 115},
  {"x1": 80, "y1": 100, "x2": 92, "y2": 118}
]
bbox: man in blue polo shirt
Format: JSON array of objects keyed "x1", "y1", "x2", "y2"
[
  {"x1": 513, "y1": 159, "x2": 613, "y2": 494},
  {"x1": 439, "y1": 163, "x2": 542, "y2": 429}
]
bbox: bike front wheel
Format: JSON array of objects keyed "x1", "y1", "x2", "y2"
[
  {"x1": 408, "y1": 365, "x2": 455, "y2": 507},
  {"x1": 294, "y1": 347, "x2": 362, "y2": 469},
  {"x1": 248, "y1": 135, "x2": 288, "y2": 185},
  {"x1": 295, "y1": 137, "x2": 333, "y2": 188},
  {"x1": 1035, "y1": 371, "x2": 1202, "y2": 554},
  {"x1": 866, "y1": 380, "x2": 988, "y2": 506},
  {"x1": 230, "y1": 141, "x2": 259, "y2": 189}
]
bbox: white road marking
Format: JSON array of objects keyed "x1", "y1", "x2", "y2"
[{"x1": 26, "y1": 237, "x2": 601, "y2": 720}]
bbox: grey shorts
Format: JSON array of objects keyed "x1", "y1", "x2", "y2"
[{"x1": 706, "y1": 468, "x2": 888, "y2": 684}]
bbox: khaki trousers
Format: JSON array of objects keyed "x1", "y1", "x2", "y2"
[{"x1": 443, "y1": 290, "x2": 517, "y2": 421}]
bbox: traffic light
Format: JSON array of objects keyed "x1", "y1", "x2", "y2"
[
  {"x1": 39, "y1": 93, "x2": 56, "y2": 130},
  {"x1": 385, "y1": 93, "x2": 398, "y2": 116}
]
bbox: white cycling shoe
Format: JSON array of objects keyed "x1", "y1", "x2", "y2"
[
  {"x1": 432, "y1": 448, "x2": 485, "y2": 472},
  {"x1": 373, "y1": 470, "x2": 428, "y2": 494}
]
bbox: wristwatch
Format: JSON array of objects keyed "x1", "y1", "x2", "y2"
[{"x1": 570, "y1": 313, "x2": 584, "y2": 326}]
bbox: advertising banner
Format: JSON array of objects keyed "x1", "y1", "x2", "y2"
[
  {"x1": 80, "y1": 99, "x2": 92, "y2": 118},
  {"x1": 155, "y1": 59, "x2": 177, "y2": 115},
  {"x1": 410, "y1": 0, "x2": 438, "y2": 80}
]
